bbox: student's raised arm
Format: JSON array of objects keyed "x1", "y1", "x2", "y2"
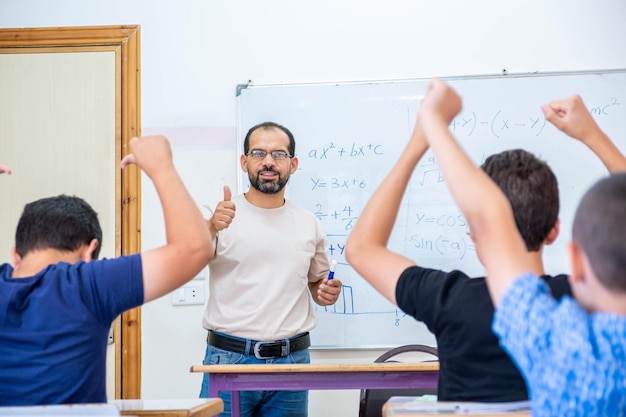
[
  {"x1": 121, "y1": 135, "x2": 213, "y2": 302},
  {"x1": 543, "y1": 95, "x2": 626, "y2": 173},
  {"x1": 345, "y1": 117, "x2": 429, "y2": 304},
  {"x1": 417, "y1": 79, "x2": 530, "y2": 305},
  {"x1": 0, "y1": 165, "x2": 11, "y2": 174}
]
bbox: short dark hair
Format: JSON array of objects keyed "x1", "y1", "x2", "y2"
[
  {"x1": 480, "y1": 149, "x2": 559, "y2": 251},
  {"x1": 15, "y1": 195, "x2": 103, "y2": 259},
  {"x1": 243, "y1": 121, "x2": 295, "y2": 156},
  {"x1": 572, "y1": 173, "x2": 626, "y2": 292}
]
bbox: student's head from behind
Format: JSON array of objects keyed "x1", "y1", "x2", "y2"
[
  {"x1": 480, "y1": 149, "x2": 559, "y2": 251},
  {"x1": 14, "y1": 195, "x2": 102, "y2": 261},
  {"x1": 242, "y1": 121, "x2": 298, "y2": 195},
  {"x1": 569, "y1": 173, "x2": 626, "y2": 309}
]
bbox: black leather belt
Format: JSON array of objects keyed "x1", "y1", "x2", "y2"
[{"x1": 207, "y1": 331, "x2": 310, "y2": 359}]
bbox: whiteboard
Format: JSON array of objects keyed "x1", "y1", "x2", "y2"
[{"x1": 236, "y1": 70, "x2": 626, "y2": 349}]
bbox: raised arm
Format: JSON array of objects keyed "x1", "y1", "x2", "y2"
[
  {"x1": 345, "y1": 120, "x2": 429, "y2": 304},
  {"x1": 417, "y1": 79, "x2": 530, "y2": 305},
  {"x1": 121, "y1": 135, "x2": 213, "y2": 302},
  {"x1": 543, "y1": 95, "x2": 626, "y2": 173},
  {"x1": 0, "y1": 164, "x2": 11, "y2": 174}
]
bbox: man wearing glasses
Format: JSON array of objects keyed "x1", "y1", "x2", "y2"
[{"x1": 199, "y1": 122, "x2": 342, "y2": 417}]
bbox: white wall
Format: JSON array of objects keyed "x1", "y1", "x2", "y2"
[{"x1": 2, "y1": 1, "x2": 626, "y2": 416}]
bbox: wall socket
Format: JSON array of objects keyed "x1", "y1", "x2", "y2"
[{"x1": 171, "y1": 282, "x2": 205, "y2": 306}]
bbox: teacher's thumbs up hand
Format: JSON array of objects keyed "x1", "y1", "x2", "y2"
[{"x1": 207, "y1": 185, "x2": 236, "y2": 237}]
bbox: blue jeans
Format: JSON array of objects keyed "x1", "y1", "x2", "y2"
[{"x1": 199, "y1": 337, "x2": 310, "y2": 417}]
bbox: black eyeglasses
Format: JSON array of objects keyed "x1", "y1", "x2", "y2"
[{"x1": 247, "y1": 149, "x2": 293, "y2": 161}]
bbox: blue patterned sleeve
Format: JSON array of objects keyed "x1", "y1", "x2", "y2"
[{"x1": 492, "y1": 274, "x2": 561, "y2": 380}]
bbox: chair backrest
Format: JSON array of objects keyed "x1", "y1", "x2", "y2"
[{"x1": 358, "y1": 344, "x2": 438, "y2": 417}]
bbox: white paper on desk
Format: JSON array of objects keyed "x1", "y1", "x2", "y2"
[
  {"x1": 456, "y1": 401, "x2": 530, "y2": 413},
  {"x1": 0, "y1": 403, "x2": 120, "y2": 416},
  {"x1": 390, "y1": 398, "x2": 531, "y2": 414}
]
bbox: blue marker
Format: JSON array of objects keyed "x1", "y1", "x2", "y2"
[{"x1": 328, "y1": 259, "x2": 337, "y2": 281}]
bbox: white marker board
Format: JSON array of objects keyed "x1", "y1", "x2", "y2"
[{"x1": 236, "y1": 70, "x2": 626, "y2": 348}]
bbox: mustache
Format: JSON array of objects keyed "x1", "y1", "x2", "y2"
[{"x1": 257, "y1": 168, "x2": 280, "y2": 175}]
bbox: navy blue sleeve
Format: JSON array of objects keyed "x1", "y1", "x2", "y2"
[{"x1": 76, "y1": 254, "x2": 144, "y2": 325}]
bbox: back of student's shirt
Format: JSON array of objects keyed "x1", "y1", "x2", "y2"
[
  {"x1": 0, "y1": 255, "x2": 143, "y2": 405},
  {"x1": 396, "y1": 266, "x2": 571, "y2": 402}
]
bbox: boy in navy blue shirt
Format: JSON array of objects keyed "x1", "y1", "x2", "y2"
[{"x1": 0, "y1": 135, "x2": 214, "y2": 405}]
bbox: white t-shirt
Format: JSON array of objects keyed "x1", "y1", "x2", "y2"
[{"x1": 202, "y1": 193, "x2": 330, "y2": 340}]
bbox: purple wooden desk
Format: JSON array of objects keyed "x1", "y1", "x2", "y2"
[{"x1": 191, "y1": 362, "x2": 439, "y2": 417}]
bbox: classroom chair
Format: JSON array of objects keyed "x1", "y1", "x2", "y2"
[{"x1": 358, "y1": 344, "x2": 439, "y2": 417}]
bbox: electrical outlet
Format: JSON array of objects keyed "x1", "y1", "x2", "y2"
[{"x1": 171, "y1": 282, "x2": 205, "y2": 306}]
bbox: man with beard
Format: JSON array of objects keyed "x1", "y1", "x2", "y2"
[{"x1": 199, "y1": 121, "x2": 342, "y2": 417}]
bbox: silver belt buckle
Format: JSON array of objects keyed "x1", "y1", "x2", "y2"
[
  {"x1": 253, "y1": 340, "x2": 288, "y2": 359},
  {"x1": 253, "y1": 341, "x2": 273, "y2": 359}
]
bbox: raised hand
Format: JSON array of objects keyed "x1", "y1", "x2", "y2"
[
  {"x1": 542, "y1": 95, "x2": 600, "y2": 143},
  {"x1": 418, "y1": 78, "x2": 463, "y2": 133},
  {"x1": 543, "y1": 95, "x2": 626, "y2": 173},
  {"x1": 120, "y1": 135, "x2": 174, "y2": 179}
]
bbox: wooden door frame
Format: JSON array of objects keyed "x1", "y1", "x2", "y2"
[{"x1": 0, "y1": 25, "x2": 142, "y2": 399}]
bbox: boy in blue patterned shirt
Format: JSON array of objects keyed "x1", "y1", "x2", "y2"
[{"x1": 416, "y1": 79, "x2": 626, "y2": 416}]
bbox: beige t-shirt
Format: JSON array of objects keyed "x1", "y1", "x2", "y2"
[{"x1": 202, "y1": 194, "x2": 330, "y2": 340}]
